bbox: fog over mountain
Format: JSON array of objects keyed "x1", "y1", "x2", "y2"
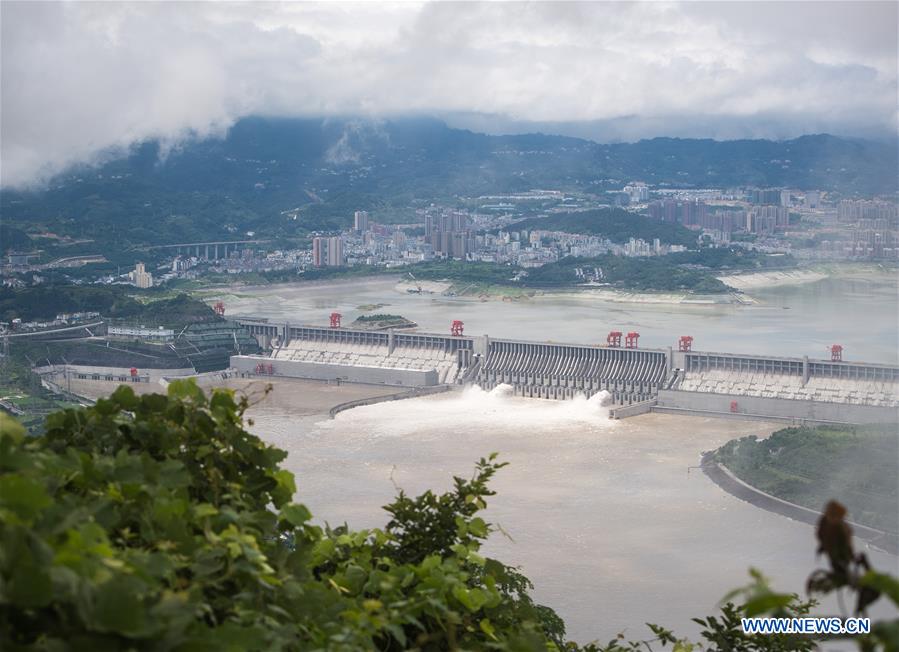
[{"x1": 2, "y1": 1, "x2": 897, "y2": 188}]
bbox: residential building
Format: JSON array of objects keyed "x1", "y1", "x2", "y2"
[
  {"x1": 312, "y1": 237, "x2": 344, "y2": 267},
  {"x1": 129, "y1": 262, "x2": 153, "y2": 288}
]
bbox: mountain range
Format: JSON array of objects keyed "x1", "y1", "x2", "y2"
[{"x1": 1, "y1": 117, "x2": 896, "y2": 255}]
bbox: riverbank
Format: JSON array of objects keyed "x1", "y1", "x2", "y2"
[
  {"x1": 716, "y1": 269, "x2": 827, "y2": 290},
  {"x1": 701, "y1": 452, "x2": 897, "y2": 555},
  {"x1": 208, "y1": 274, "x2": 749, "y2": 308},
  {"x1": 540, "y1": 287, "x2": 753, "y2": 305},
  {"x1": 396, "y1": 278, "x2": 753, "y2": 305}
]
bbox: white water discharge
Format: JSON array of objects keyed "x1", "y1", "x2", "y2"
[{"x1": 320, "y1": 384, "x2": 613, "y2": 438}]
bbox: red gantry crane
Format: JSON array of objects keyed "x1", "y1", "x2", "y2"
[{"x1": 830, "y1": 344, "x2": 843, "y2": 362}]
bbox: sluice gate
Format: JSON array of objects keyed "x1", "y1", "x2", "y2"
[{"x1": 476, "y1": 339, "x2": 669, "y2": 404}]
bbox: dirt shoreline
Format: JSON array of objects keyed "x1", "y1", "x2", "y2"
[{"x1": 717, "y1": 270, "x2": 828, "y2": 290}]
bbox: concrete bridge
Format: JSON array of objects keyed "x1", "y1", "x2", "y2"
[
  {"x1": 143, "y1": 240, "x2": 269, "y2": 260},
  {"x1": 232, "y1": 317, "x2": 899, "y2": 424}
]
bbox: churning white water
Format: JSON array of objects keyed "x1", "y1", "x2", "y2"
[{"x1": 318, "y1": 384, "x2": 614, "y2": 438}]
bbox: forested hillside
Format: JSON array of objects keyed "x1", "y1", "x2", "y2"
[
  {"x1": 507, "y1": 209, "x2": 698, "y2": 247},
  {"x1": 714, "y1": 425, "x2": 899, "y2": 534},
  {"x1": 2, "y1": 118, "x2": 895, "y2": 256}
]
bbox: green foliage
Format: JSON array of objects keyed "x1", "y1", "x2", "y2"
[
  {"x1": 411, "y1": 260, "x2": 519, "y2": 286},
  {"x1": 715, "y1": 425, "x2": 898, "y2": 533},
  {"x1": 0, "y1": 286, "x2": 215, "y2": 327},
  {"x1": 508, "y1": 209, "x2": 698, "y2": 247},
  {"x1": 0, "y1": 224, "x2": 33, "y2": 252},
  {"x1": 355, "y1": 314, "x2": 407, "y2": 323},
  {"x1": 0, "y1": 384, "x2": 566, "y2": 650},
  {"x1": 666, "y1": 248, "x2": 796, "y2": 271},
  {"x1": 521, "y1": 255, "x2": 731, "y2": 293},
  {"x1": 0, "y1": 285, "x2": 143, "y2": 322}
]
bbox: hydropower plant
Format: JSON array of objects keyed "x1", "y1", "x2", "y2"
[{"x1": 231, "y1": 314, "x2": 899, "y2": 425}]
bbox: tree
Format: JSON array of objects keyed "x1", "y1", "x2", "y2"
[{"x1": 0, "y1": 382, "x2": 564, "y2": 650}]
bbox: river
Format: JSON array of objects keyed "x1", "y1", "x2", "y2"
[
  {"x1": 219, "y1": 271, "x2": 898, "y2": 363},
  {"x1": 223, "y1": 273, "x2": 897, "y2": 645}
]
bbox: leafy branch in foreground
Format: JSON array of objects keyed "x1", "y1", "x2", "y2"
[
  {"x1": 0, "y1": 382, "x2": 896, "y2": 651},
  {"x1": 0, "y1": 382, "x2": 564, "y2": 650}
]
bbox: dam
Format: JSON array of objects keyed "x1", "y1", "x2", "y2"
[{"x1": 231, "y1": 317, "x2": 899, "y2": 425}]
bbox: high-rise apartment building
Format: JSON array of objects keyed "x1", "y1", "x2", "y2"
[
  {"x1": 424, "y1": 211, "x2": 475, "y2": 258},
  {"x1": 129, "y1": 262, "x2": 153, "y2": 289},
  {"x1": 312, "y1": 237, "x2": 344, "y2": 267},
  {"x1": 354, "y1": 210, "x2": 370, "y2": 232}
]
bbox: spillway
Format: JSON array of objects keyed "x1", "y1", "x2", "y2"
[
  {"x1": 476, "y1": 338, "x2": 667, "y2": 403},
  {"x1": 231, "y1": 319, "x2": 899, "y2": 424}
]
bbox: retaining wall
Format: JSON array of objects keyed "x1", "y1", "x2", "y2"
[
  {"x1": 609, "y1": 398, "x2": 657, "y2": 419},
  {"x1": 658, "y1": 389, "x2": 898, "y2": 425},
  {"x1": 230, "y1": 355, "x2": 438, "y2": 387},
  {"x1": 328, "y1": 385, "x2": 452, "y2": 418},
  {"x1": 36, "y1": 364, "x2": 194, "y2": 383}
]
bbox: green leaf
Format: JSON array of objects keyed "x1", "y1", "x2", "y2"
[
  {"x1": 480, "y1": 618, "x2": 497, "y2": 640},
  {"x1": 861, "y1": 571, "x2": 899, "y2": 607},
  {"x1": 270, "y1": 470, "x2": 297, "y2": 506},
  {"x1": 742, "y1": 592, "x2": 795, "y2": 617},
  {"x1": 8, "y1": 552, "x2": 53, "y2": 607},
  {"x1": 0, "y1": 475, "x2": 51, "y2": 520},
  {"x1": 0, "y1": 412, "x2": 26, "y2": 444},
  {"x1": 468, "y1": 517, "x2": 488, "y2": 538},
  {"x1": 280, "y1": 503, "x2": 312, "y2": 527},
  {"x1": 90, "y1": 576, "x2": 149, "y2": 636},
  {"x1": 342, "y1": 564, "x2": 368, "y2": 594},
  {"x1": 110, "y1": 384, "x2": 139, "y2": 410},
  {"x1": 167, "y1": 379, "x2": 204, "y2": 403}
]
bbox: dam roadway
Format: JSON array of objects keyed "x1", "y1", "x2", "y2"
[{"x1": 232, "y1": 317, "x2": 899, "y2": 425}]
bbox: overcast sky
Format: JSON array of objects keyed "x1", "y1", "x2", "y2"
[{"x1": 2, "y1": 1, "x2": 897, "y2": 188}]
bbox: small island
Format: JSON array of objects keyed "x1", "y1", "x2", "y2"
[{"x1": 351, "y1": 313, "x2": 418, "y2": 330}]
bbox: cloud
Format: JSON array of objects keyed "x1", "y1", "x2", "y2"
[{"x1": 1, "y1": 1, "x2": 896, "y2": 188}]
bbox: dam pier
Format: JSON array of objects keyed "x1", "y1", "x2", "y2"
[{"x1": 232, "y1": 317, "x2": 899, "y2": 425}]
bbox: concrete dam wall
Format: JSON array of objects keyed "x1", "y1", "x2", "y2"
[
  {"x1": 232, "y1": 319, "x2": 899, "y2": 424},
  {"x1": 232, "y1": 322, "x2": 471, "y2": 387},
  {"x1": 475, "y1": 338, "x2": 668, "y2": 403}
]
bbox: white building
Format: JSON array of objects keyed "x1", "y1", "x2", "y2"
[
  {"x1": 129, "y1": 262, "x2": 153, "y2": 288},
  {"x1": 108, "y1": 325, "x2": 174, "y2": 341},
  {"x1": 623, "y1": 182, "x2": 649, "y2": 203}
]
